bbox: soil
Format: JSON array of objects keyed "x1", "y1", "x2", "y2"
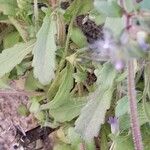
[{"x1": 0, "y1": 93, "x2": 37, "y2": 150}]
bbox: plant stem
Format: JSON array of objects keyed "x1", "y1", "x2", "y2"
[
  {"x1": 0, "y1": 89, "x2": 43, "y2": 97},
  {"x1": 127, "y1": 60, "x2": 143, "y2": 150},
  {"x1": 49, "y1": 0, "x2": 57, "y2": 8},
  {"x1": 47, "y1": 17, "x2": 75, "y2": 97},
  {"x1": 56, "y1": 0, "x2": 81, "y2": 75},
  {"x1": 34, "y1": 0, "x2": 39, "y2": 32}
]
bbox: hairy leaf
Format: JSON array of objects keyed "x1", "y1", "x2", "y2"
[
  {"x1": 79, "y1": 0, "x2": 93, "y2": 15},
  {"x1": 41, "y1": 65, "x2": 86, "y2": 122},
  {"x1": 70, "y1": 27, "x2": 87, "y2": 48},
  {"x1": 64, "y1": 0, "x2": 81, "y2": 22},
  {"x1": 115, "y1": 94, "x2": 142, "y2": 117},
  {"x1": 25, "y1": 71, "x2": 44, "y2": 91},
  {"x1": 3, "y1": 31, "x2": 20, "y2": 48},
  {"x1": 113, "y1": 134, "x2": 134, "y2": 150},
  {"x1": 9, "y1": 17, "x2": 29, "y2": 42},
  {"x1": 119, "y1": 103, "x2": 149, "y2": 130},
  {"x1": 0, "y1": 40, "x2": 34, "y2": 77},
  {"x1": 50, "y1": 97, "x2": 87, "y2": 122},
  {"x1": 54, "y1": 144, "x2": 71, "y2": 150},
  {"x1": 94, "y1": 0, "x2": 122, "y2": 17},
  {"x1": 41, "y1": 64, "x2": 74, "y2": 109},
  {"x1": 115, "y1": 96, "x2": 129, "y2": 117},
  {"x1": 64, "y1": 0, "x2": 93, "y2": 22},
  {"x1": 47, "y1": 68, "x2": 66, "y2": 100},
  {"x1": 30, "y1": 98, "x2": 40, "y2": 113},
  {"x1": 105, "y1": 17, "x2": 124, "y2": 37},
  {"x1": 49, "y1": 64, "x2": 74, "y2": 108},
  {"x1": 32, "y1": 11, "x2": 57, "y2": 85},
  {"x1": 75, "y1": 63, "x2": 117, "y2": 140},
  {"x1": 0, "y1": 75, "x2": 10, "y2": 88},
  {"x1": 0, "y1": 0, "x2": 17, "y2": 15}
]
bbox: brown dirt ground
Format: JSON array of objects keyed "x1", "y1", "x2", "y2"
[{"x1": 0, "y1": 93, "x2": 37, "y2": 150}]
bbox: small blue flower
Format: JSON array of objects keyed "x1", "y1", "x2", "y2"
[{"x1": 108, "y1": 117, "x2": 119, "y2": 134}]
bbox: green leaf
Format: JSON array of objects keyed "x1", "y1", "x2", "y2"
[
  {"x1": 119, "y1": 103, "x2": 149, "y2": 130},
  {"x1": 73, "y1": 71, "x2": 87, "y2": 83},
  {"x1": 143, "y1": 65, "x2": 150, "y2": 122},
  {"x1": 64, "y1": 0, "x2": 93, "y2": 22},
  {"x1": 79, "y1": 0, "x2": 93, "y2": 15},
  {"x1": 89, "y1": 9, "x2": 106, "y2": 25},
  {"x1": 94, "y1": 0, "x2": 122, "y2": 17},
  {"x1": 0, "y1": 75, "x2": 10, "y2": 88},
  {"x1": 9, "y1": 17, "x2": 30, "y2": 42},
  {"x1": 75, "y1": 89, "x2": 115, "y2": 140},
  {"x1": 34, "y1": 111, "x2": 45, "y2": 123},
  {"x1": 113, "y1": 134, "x2": 134, "y2": 150},
  {"x1": 3, "y1": 31, "x2": 20, "y2": 49},
  {"x1": 67, "y1": 127, "x2": 81, "y2": 147},
  {"x1": 105, "y1": 17, "x2": 124, "y2": 37},
  {"x1": 115, "y1": 94, "x2": 143, "y2": 118},
  {"x1": 49, "y1": 64, "x2": 74, "y2": 108},
  {"x1": 84, "y1": 141, "x2": 96, "y2": 150},
  {"x1": 17, "y1": 104, "x2": 29, "y2": 116},
  {"x1": 50, "y1": 97, "x2": 87, "y2": 122},
  {"x1": 16, "y1": 62, "x2": 29, "y2": 76},
  {"x1": 29, "y1": 98, "x2": 40, "y2": 113},
  {"x1": 0, "y1": 40, "x2": 34, "y2": 78},
  {"x1": 41, "y1": 65, "x2": 86, "y2": 122},
  {"x1": 70, "y1": 27, "x2": 87, "y2": 48},
  {"x1": 54, "y1": 144, "x2": 72, "y2": 150},
  {"x1": 75, "y1": 63, "x2": 117, "y2": 140},
  {"x1": 17, "y1": 0, "x2": 31, "y2": 10},
  {"x1": 100, "y1": 125, "x2": 110, "y2": 150},
  {"x1": 64, "y1": 0, "x2": 81, "y2": 22},
  {"x1": 41, "y1": 64, "x2": 74, "y2": 109},
  {"x1": 47, "y1": 68, "x2": 66, "y2": 100},
  {"x1": 95, "y1": 63, "x2": 117, "y2": 89},
  {"x1": 32, "y1": 11, "x2": 57, "y2": 85},
  {"x1": 141, "y1": 124, "x2": 150, "y2": 150},
  {"x1": 0, "y1": 13, "x2": 8, "y2": 21},
  {"x1": 115, "y1": 96, "x2": 129, "y2": 117},
  {"x1": 25, "y1": 71, "x2": 44, "y2": 91},
  {"x1": 0, "y1": 0, "x2": 17, "y2": 15}
]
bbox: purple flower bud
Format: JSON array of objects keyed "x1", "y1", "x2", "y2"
[
  {"x1": 138, "y1": 39, "x2": 150, "y2": 51},
  {"x1": 137, "y1": 31, "x2": 150, "y2": 51},
  {"x1": 108, "y1": 117, "x2": 119, "y2": 134},
  {"x1": 114, "y1": 60, "x2": 125, "y2": 71}
]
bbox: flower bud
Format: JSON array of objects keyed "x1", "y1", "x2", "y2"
[
  {"x1": 114, "y1": 60, "x2": 125, "y2": 71},
  {"x1": 108, "y1": 117, "x2": 119, "y2": 135},
  {"x1": 137, "y1": 31, "x2": 150, "y2": 51}
]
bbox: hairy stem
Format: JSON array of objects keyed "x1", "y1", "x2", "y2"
[
  {"x1": 127, "y1": 60, "x2": 143, "y2": 150},
  {"x1": 0, "y1": 89, "x2": 43, "y2": 97},
  {"x1": 34, "y1": 0, "x2": 39, "y2": 32},
  {"x1": 49, "y1": 0, "x2": 57, "y2": 8}
]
